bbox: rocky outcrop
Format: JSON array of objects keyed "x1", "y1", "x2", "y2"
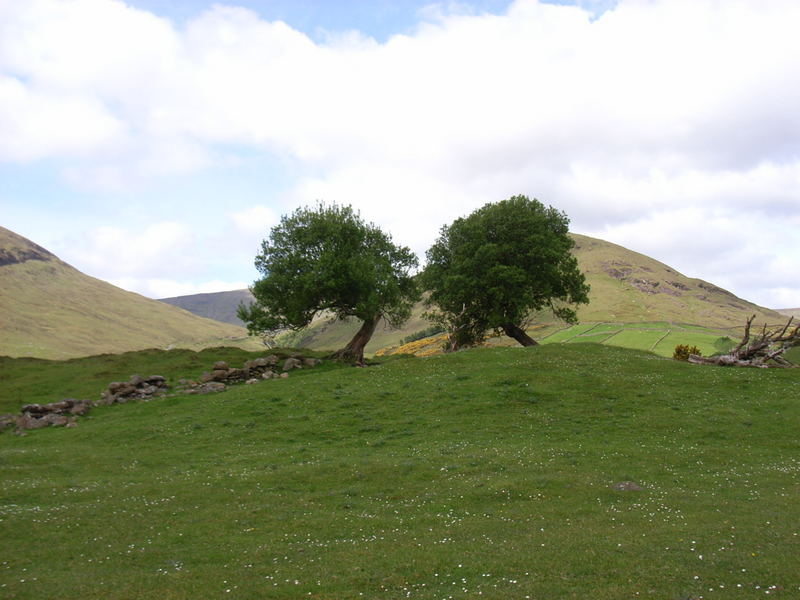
[
  {"x1": 2, "y1": 353, "x2": 324, "y2": 434},
  {"x1": 2, "y1": 398, "x2": 91, "y2": 432},
  {"x1": 194, "y1": 354, "x2": 321, "y2": 387},
  {"x1": 98, "y1": 374, "x2": 168, "y2": 405}
]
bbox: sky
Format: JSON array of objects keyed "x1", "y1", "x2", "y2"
[{"x1": 1, "y1": 0, "x2": 798, "y2": 308}]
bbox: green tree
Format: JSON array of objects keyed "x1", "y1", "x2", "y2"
[
  {"x1": 422, "y1": 195, "x2": 589, "y2": 350},
  {"x1": 238, "y1": 203, "x2": 419, "y2": 363}
]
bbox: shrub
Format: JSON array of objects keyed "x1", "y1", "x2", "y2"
[
  {"x1": 673, "y1": 344, "x2": 702, "y2": 361},
  {"x1": 713, "y1": 336, "x2": 736, "y2": 354}
]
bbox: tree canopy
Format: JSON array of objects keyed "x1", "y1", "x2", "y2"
[
  {"x1": 422, "y1": 195, "x2": 589, "y2": 350},
  {"x1": 238, "y1": 203, "x2": 419, "y2": 363}
]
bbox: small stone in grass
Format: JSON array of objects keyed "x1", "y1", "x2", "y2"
[{"x1": 612, "y1": 481, "x2": 644, "y2": 491}]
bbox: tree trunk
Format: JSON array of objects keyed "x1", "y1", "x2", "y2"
[
  {"x1": 329, "y1": 314, "x2": 381, "y2": 364},
  {"x1": 502, "y1": 322, "x2": 539, "y2": 347}
]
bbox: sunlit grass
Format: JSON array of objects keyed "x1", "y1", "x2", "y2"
[{"x1": 2, "y1": 344, "x2": 799, "y2": 599}]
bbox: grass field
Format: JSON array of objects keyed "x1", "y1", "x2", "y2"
[
  {"x1": 0, "y1": 347, "x2": 330, "y2": 415},
  {"x1": 2, "y1": 344, "x2": 800, "y2": 599},
  {"x1": 540, "y1": 322, "x2": 744, "y2": 358}
]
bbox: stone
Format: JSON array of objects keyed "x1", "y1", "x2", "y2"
[
  {"x1": 612, "y1": 481, "x2": 644, "y2": 491},
  {"x1": 213, "y1": 361, "x2": 229, "y2": 371},
  {"x1": 41, "y1": 414, "x2": 69, "y2": 427},
  {"x1": 303, "y1": 357, "x2": 322, "y2": 368},
  {"x1": 245, "y1": 357, "x2": 268, "y2": 369},
  {"x1": 211, "y1": 369, "x2": 228, "y2": 381},
  {"x1": 46, "y1": 400, "x2": 71, "y2": 412},
  {"x1": 197, "y1": 382, "x2": 226, "y2": 394},
  {"x1": 245, "y1": 378, "x2": 259, "y2": 385},
  {"x1": 279, "y1": 372, "x2": 289, "y2": 379},
  {"x1": 16, "y1": 414, "x2": 47, "y2": 430},
  {"x1": 69, "y1": 402, "x2": 90, "y2": 416},
  {"x1": 0, "y1": 414, "x2": 16, "y2": 432},
  {"x1": 261, "y1": 370, "x2": 275, "y2": 380},
  {"x1": 282, "y1": 357, "x2": 302, "y2": 371},
  {"x1": 96, "y1": 392, "x2": 115, "y2": 406},
  {"x1": 226, "y1": 368, "x2": 248, "y2": 381},
  {"x1": 129, "y1": 374, "x2": 145, "y2": 386},
  {"x1": 145, "y1": 375, "x2": 166, "y2": 385}
]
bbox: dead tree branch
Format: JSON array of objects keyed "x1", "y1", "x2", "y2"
[{"x1": 688, "y1": 315, "x2": 799, "y2": 368}]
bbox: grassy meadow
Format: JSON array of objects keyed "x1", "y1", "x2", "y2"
[
  {"x1": 2, "y1": 344, "x2": 800, "y2": 599},
  {"x1": 383, "y1": 321, "x2": 749, "y2": 359}
]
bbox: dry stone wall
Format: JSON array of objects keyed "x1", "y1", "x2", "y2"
[{"x1": 1, "y1": 353, "x2": 323, "y2": 434}]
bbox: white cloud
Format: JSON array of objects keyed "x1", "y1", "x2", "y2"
[
  {"x1": 230, "y1": 205, "x2": 279, "y2": 236},
  {"x1": 111, "y1": 277, "x2": 250, "y2": 299},
  {"x1": 0, "y1": 76, "x2": 124, "y2": 161},
  {"x1": 2, "y1": 0, "x2": 800, "y2": 306},
  {"x1": 64, "y1": 222, "x2": 195, "y2": 280}
]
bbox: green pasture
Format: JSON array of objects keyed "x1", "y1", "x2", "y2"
[
  {"x1": 2, "y1": 344, "x2": 800, "y2": 599},
  {"x1": 0, "y1": 347, "x2": 330, "y2": 415},
  {"x1": 541, "y1": 322, "x2": 743, "y2": 358}
]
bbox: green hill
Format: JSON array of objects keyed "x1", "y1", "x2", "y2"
[
  {"x1": 0, "y1": 226, "x2": 262, "y2": 359},
  {"x1": 569, "y1": 233, "x2": 783, "y2": 327},
  {"x1": 2, "y1": 345, "x2": 799, "y2": 598}
]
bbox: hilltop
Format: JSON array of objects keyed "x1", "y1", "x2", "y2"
[
  {"x1": 0, "y1": 226, "x2": 262, "y2": 359},
  {"x1": 569, "y1": 234, "x2": 782, "y2": 326}
]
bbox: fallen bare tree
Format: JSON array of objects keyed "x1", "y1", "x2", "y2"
[{"x1": 688, "y1": 315, "x2": 799, "y2": 368}]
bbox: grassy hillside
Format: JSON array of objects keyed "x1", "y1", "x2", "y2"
[
  {"x1": 159, "y1": 289, "x2": 255, "y2": 326},
  {"x1": 2, "y1": 344, "x2": 799, "y2": 599},
  {"x1": 777, "y1": 308, "x2": 800, "y2": 319},
  {"x1": 0, "y1": 227, "x2": 262, "y2": 359},
  {"x1": 0, "y1": 347, "x2": 329, "y2": 415},
  {"x1": 569, "y1": 234, "x2": 783, "y2": 327},
  {"x1": 380, "y1": 320, "x2": 785, "y2": 360}
]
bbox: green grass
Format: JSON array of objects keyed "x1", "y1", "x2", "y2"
[
  {"x1": 654, "y1": 331, "x2": 728, "y2": 357},
  {"x1": 565, "y1": 332, "x2": 618, "y2": 344},
  {"x1": 538, "y1": 322, "x2": 752, "y2": 358},
  {"x1": 2, "y1": 344, "x2": 800, "y2": 599},
  {"x1": 0, "y1": 347, "x2": 330, "y2": 415},
  {"x1": 578, "y1": 323, "x2": 623, "y2": 335},
  {"x1": 602, "y1": 329, "x2": 668, "y2": 350},
  {"x1": 539, "y1": 323, "x2": 599, "y2": 343}
]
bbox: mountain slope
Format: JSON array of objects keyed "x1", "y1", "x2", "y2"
[
  {"x1": 159, "y1": 289, "x2": 255, "y2": 326},
  {"x1": 0, "y1": 226, "x2": 261, "y2": 359},
  {"x1": 569, "y1": 233, "x2": 783, "y2": 327}
]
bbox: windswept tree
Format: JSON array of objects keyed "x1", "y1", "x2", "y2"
[
  {"x1": 422, "y1": 195, "x2": 589, "y2": 350},
  {"x1": 238, "y1": 203, "x2": 419, "y2": 363}
]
